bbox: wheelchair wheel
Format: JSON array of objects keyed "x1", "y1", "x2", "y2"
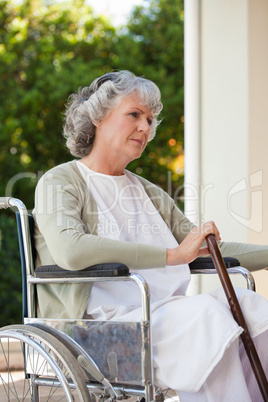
[
  {"x1": 0, "y1": 324, "x2": 90, "y2": 401},
  {"x1": 29, "y1": 322, "x2": 101, "y2": 400}
]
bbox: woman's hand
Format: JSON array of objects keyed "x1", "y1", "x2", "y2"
[{"x1": 166, "y1": 221, "x2": 221, "y2": 266}]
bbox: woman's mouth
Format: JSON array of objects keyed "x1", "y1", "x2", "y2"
[{"x1": 131, "y1": 139, "x2": 143, "y2": 146}]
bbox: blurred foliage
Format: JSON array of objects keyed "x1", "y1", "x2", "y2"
[
  {"x1": 0, "y1": 0, "x2": 184, "y2": 326},
  {"x1": 0, "y1": 214, "x2": 22, "y2": 325},
  {"x1": 0, "y1": 0, "x2": 117, "y2": 210}
]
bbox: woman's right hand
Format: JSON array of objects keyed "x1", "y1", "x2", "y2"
[{"x1": 166, "y1": 221, "x2": 221, "y2": 266}]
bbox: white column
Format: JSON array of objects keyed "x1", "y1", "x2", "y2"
[
  {"x1": 248, "y1": 0, "x2": 268, "y2": 298},
  {"x1": 200, "y1": 0, "x2": 249, "y2": 242},
  {"x1": 198, "y1": 0, "x2": 268, "y2": 298},
  {"x1": 184, "y1": 0, "x2": 201, "y2": 294},
  {"x1": 184, "y1": 0, "x2": 201, "y2": 225}
]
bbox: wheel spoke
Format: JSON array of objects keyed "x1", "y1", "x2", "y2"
[{"x1": 0, "y1": 326, "x2": 90, "y2": 401}]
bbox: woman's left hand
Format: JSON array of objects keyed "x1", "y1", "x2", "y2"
[{"x1": 166, "y1": 221, "x2": 221, "y2": 265}]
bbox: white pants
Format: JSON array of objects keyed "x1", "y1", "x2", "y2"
[
  {"x1": 88, "y1": 287, "x2": 268, "y2": 397},
  {"x1": 178, "y1": 330, "x2": 268, "y2": 402}
]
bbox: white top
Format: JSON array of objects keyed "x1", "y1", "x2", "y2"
[{"x1": 76, "y1": 161, "x2": 191, "y2": 312}]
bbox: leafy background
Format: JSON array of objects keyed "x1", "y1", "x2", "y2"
[{"x1": 0, "y1": 0, "x2": 184, "y2": 325}]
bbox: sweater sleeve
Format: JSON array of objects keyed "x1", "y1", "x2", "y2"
[
  {"x1": 33, "y1": 166, "x2": 167, "y2": 271},
  {"x1": 218, "y1": 241, "x2": 268, "y2": 272},
  {"x1": 169, "y1": 201, "x2": 196, "y2": 243}
]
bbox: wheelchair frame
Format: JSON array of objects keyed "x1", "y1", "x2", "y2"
[{"x1": 0, "y1": 196, "x2": 256, "y2": 401}]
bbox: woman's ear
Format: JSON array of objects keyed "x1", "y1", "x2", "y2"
[{"x1": 93, "y1": 120, "x2": 101, "y2": 128}]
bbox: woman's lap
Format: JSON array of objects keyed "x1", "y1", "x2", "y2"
[{"x1": 90, "y1": 287, "x2": 268, "y2": 393}]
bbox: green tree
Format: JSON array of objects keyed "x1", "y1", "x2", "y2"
[
  {"x1": 0, "y1": 214, "x2": 22, "y2": 325},
  {"x1": 0, "y1": 0, "x2": 116, "y2": 209}
]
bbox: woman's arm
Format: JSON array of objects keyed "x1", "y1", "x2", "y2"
[
  {"x1": 218, "y1": 241, "x2": 268, "y2": 272},
  {"x1": 166, "y1": 191, "x2": 268, "y2": 271}
]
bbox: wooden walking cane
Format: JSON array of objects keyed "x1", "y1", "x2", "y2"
[{"x1": 206, "y1": 234, "x2": 268, "y2": 401}]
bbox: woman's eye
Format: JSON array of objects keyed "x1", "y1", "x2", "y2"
[{"x1": 129, "y1": 112, "x2": 152, "y2": 126}]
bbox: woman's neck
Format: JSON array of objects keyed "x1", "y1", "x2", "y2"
[{"x1": 80, "y1": 153, "x2": 127, "y2": 176}]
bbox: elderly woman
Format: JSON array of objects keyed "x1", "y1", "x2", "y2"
[{"x1": 33, "y1": 71, "x2": 268, "y2": 401}]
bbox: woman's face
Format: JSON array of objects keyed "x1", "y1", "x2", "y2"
[{"x1": 94, "y1": 93, "x2": 153, "y2": 166}]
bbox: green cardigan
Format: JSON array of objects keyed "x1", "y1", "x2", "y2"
[{"x1": 33, "y1": 160, "x2": 268, "y2": 319}]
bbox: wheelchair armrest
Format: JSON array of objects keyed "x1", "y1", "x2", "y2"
[
  {"x1": 35, "y1": 257, "x2": 240, "y2": 277},
  {"x1": 189, "y1": 256, "x2": 240, "y2": 271},
  {"x1": 34, "y1": 263, "x2": 129, "y2": 278}
]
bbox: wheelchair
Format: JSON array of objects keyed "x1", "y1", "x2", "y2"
[{"x1": 0, "y1": 197, "x2": 256, "y2": 401}]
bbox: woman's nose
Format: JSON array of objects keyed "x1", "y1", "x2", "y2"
[{"x1": 138, "y1": 117, "x2": 151, "y2": 133}]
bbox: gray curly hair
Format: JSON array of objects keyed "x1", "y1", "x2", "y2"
[{"x1": 63, "y1": 70, "x2": 163, "y2": 158}]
